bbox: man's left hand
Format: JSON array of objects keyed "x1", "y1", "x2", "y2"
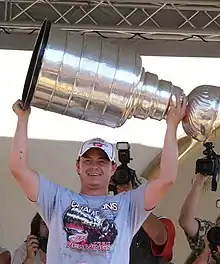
[{"x1": 166, "y1": 93, "x2": 187, "y2": 129}]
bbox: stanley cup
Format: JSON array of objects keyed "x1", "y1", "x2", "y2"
[{"x1": 22, "y1": 20, "x2": 220, "y2": 142}]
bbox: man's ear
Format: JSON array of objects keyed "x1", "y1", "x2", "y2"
[{"x1": 111, "y1": 162, "x2": 117, "y2": 175}]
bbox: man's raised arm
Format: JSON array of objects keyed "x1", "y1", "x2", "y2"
[
  {"x1": 144, "y1": 95, "x2": 187, "y2": 210},
  {"x1": 9, "y1": 99, "x2": 39, "y2": 202}
]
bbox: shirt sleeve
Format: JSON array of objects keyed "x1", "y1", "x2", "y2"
[
  {"x1": 35, "y1": 174, "x2": 62, "y2": 225},
  {"x1": 12, "y1": 243, "x2": 26, "y2": 264},
  {"x1": 129, "y1": 183, "x2": 155, "y2": 236},
  {"x1": 185, "y1": 218, "x2": 214, "y2": 253},
  {"x1": 150, "y1": 218, "x2": 175, "y2": 262}
]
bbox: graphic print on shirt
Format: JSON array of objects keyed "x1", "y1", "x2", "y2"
[{"x1": 62, "y1": 200, "x2": 118, "y2": 252}]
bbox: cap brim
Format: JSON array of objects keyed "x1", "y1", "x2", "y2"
[{"x1": 79, "y1": 146, "x2": 113, "y2": 161}]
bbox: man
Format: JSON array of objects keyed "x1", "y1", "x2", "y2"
[
  {"x1": 9, "y1": 96, "x2": 186, "y2": 264},
  {"x1": 0, "y1": 247, "x2": 11, "y2": 264},
  {"x1": 116, "y1": 183, "x2": 175, "y2": 264},
  {"x1": 12, "y1": 213, "x2": 49, "y2": 264},
  {"x1": 179, "y1": 174, "x2": 219, "y2": 263}
]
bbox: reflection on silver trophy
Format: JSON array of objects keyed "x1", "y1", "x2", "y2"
[{"x1": 22, "y1": 20, "x2": 220, "y2": 142}]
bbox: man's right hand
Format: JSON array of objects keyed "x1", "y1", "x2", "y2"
[
  {"x1": 25, "y1": 235, "x2": 39, "y2": 263},
  {"x1": 12, "y1": 99, "x2": 31, "y2": 118}
]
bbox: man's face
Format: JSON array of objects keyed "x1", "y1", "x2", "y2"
[
  {"x1": 39, "y1": 219, "x2": 49, "y2": 237},
  {"x1": 76, "y1": 148, "x2": 117, "y2": 190}
]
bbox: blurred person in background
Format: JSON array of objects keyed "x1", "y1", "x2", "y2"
[
  {"x1": 179, "y1": 174, "x2": 220, "y2": 264},
  {"x1": 0, "y1": 246, "x2": 11, "y2": 264},
  {"x1": 12, "y1": 213, "x2": 49, "y2": 264}
]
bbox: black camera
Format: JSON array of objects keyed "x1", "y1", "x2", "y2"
[
  {"x1": 207, "y1": 226, "x2": 220, "y2": 260},
  {"x1": 109, "y1": 142, "x2": 139, "y2": 194},
  {"x1": 30, "y1": 213, "x2": 48, "y2": 253},
  {"x1": 37, "y1": 235, "x2": 48, "y2": 253},
  {"x1": 31, "y1": 230, "x2": 48, "y2": 253},
  {"x1": 196, "y1": 142, "x2": 220, "y2": 191}
]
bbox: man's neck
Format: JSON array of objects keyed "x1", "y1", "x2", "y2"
[{"x1": 80, "y1": 187, "x2": 109, "y2": 196}]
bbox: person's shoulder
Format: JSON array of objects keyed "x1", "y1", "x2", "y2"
[
  {"x1": 59, "y1": 186, "x2": 78, "y2": 201},
  {"x1": 196, "y1": 217, "x2": 214, "y2": 224},
  {"x1": 158, "y1": 216, "x2": 175, "y2": 225},
  {"x1": 13, "y1": 242, "x2": 26, "y2": 254},
  {"x1": 111, "y1": 190, "x2": 129, "y2": 201},
  {"x1": 0, "y1": 247, "x2": 10, "y2": 254},
  {"x1": 195, "y1": 217, "x2": 214, "y2": 231},
  {"x1": 39, "y1": 174, "x2": 77, "y2": 196}
]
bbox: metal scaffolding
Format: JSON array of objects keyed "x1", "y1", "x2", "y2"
[{"x1": 1, "y1": 0, "x2": 220, "y2": 56}]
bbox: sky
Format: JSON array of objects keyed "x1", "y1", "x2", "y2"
[{"x1": 1, "y1": 50, "x2": 220, "y2": 148}]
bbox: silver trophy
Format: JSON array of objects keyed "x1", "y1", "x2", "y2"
[{"x1": 22, "y1": 20, "x2": 220, "y2": 142}]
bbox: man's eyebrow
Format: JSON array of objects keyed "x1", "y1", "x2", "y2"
[{"x1": 82, "y1": 155, "x2": 91, "y2": 159}]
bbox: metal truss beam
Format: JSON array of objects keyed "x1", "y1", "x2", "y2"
[
  {"x1": 1, "y1": 1, "x2": 220, "y2": 56},
  {"x1": 1, "y1": 33, "x2": 220, "y2": 58}
]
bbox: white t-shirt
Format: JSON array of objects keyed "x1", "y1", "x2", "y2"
[{"x1": 12, "y1": 243, "x2": 42, "y2": 264}]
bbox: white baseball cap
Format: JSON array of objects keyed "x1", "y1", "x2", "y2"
[{"x1": 78, "y1": 138, "x2": 115, "y2": 161}]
